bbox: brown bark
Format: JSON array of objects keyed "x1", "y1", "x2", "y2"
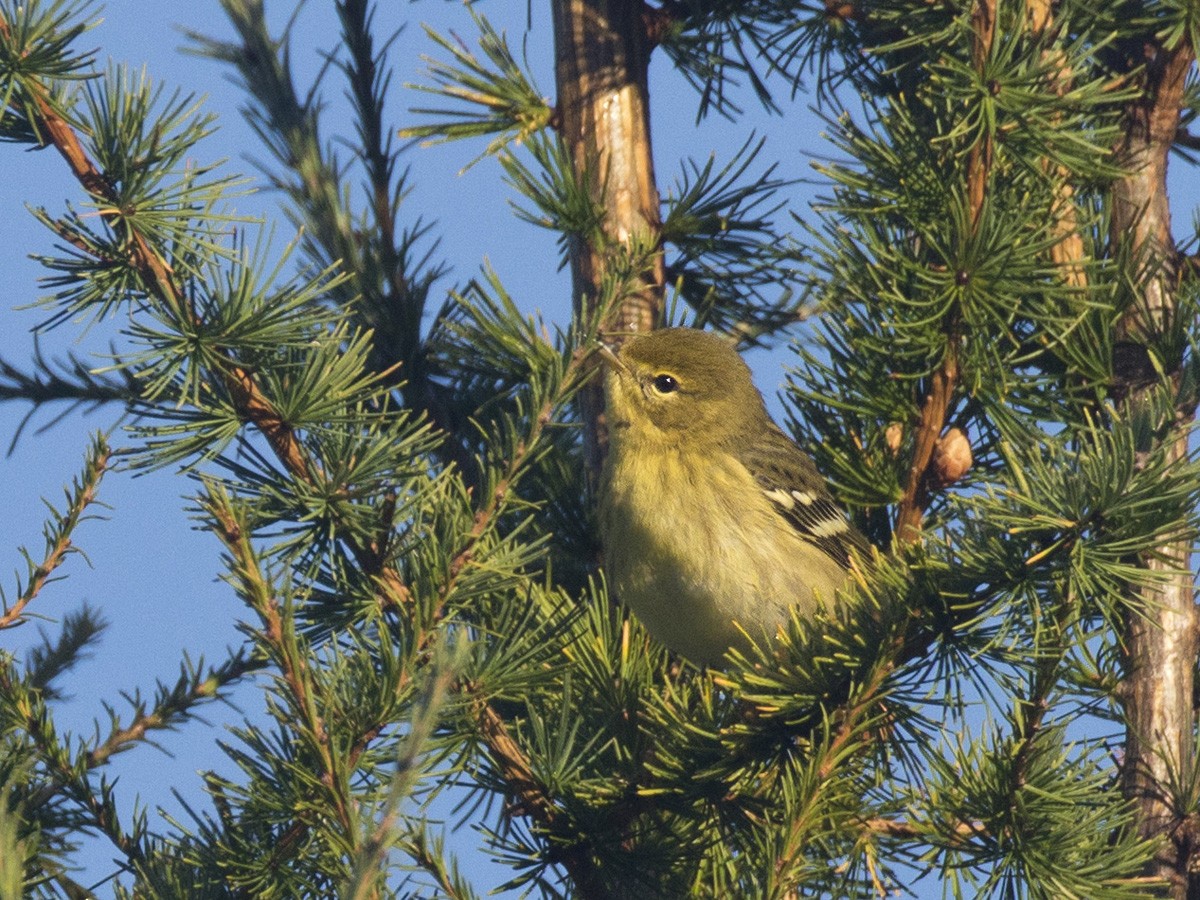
[
  {"x1": 895, "y1": 0, "x2": 995, "y2": 542},
  {"x1": 474, "y1": 697, "x2": 609, "y2": 898},
  {"x1": 895, "y1": 352, "x2": 958, "y2": 542},
  {"x1": 551, "y1": 0, "x2": 665, "y2": 481},
  {"x1": 1026, "y1": 0, "x2": 1089, "y2": 291},
  {"x1": 1109, "y1": 38, "x2": 1197, "y2": 900}
]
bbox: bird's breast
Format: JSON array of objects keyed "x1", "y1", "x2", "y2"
[{"x1": 600, "y1": 445, "x2": 845, "y2": 665}]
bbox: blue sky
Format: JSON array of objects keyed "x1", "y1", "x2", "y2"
[{"x1": 1, "y1": 2, "x2": 1197, "y2": 898}]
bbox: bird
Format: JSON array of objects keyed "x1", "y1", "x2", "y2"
[{"x1": 598, "y1": 327, "x2": 867, "y2": 667}]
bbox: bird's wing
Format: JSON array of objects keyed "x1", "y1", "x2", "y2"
[{"x1": 736, "y1": 425, "x2": 868, "y2": 570}]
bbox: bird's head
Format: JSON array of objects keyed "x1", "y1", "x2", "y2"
[{"x1": 599, "y1": 328, "x2": 766, "y2": 447}]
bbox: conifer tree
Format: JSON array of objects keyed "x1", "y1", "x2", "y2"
[{"x1": 1, "y1": 0, "x2": 1199, "y2": 898}]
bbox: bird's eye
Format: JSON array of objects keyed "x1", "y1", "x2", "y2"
[{"x1": 651, "y1": 374, "x2": 679, "y2": 394}]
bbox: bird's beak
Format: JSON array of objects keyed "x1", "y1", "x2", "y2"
[{"x1": 594, "y1": 340, "x2": 627, "y2": 374}]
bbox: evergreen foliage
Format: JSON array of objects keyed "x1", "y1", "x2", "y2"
[{"x1": 0, "y1": 0, "x2": 1197, "y2": 897}]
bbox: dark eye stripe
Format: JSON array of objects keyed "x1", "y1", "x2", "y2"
[{"x1": 652, "y1": 374, "x2": 679, "y2": 393}]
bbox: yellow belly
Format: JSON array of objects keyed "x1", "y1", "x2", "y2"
[{"x1": 600, "y1": 445, "x2": 847, "y2": 667}]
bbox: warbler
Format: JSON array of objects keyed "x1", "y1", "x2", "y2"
[{"x1": 598, "y1": 327, "x2": 867, "y2": 667}]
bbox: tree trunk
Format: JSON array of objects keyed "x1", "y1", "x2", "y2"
[
  {"x1": 551, "y1": 0, "x2": 665, "y2": 481},
  {"x1": 1110, "y1": 38, "x2": 1197, "y2": 900}
]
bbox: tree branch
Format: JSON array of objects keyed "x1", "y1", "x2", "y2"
[
  {"x1": 1109, "y1": 30, "x2": 1197, "y2": 900},
  {"x1": 0, "y1": 11, "x2": 414, "y2": 609},
  {"x1": 895, "y1": 0, "x2": 995, "y2": 541},
  {"x1": 863, "y1": 815, "x2": 980, "y2": 843},
  {"x1": 472, "y1": 695, "x2": 607, "y2": 899},
  {"x1": 1175, "y1": 127, "x2": 1200, "y2": 151},
  {"x1": 205, "y1": 493, "x2": 353, "y2": 837},
  {"x1": 641, "y1": 0, "x2": 681, "y2": 49},
  {"x1": 1027, "y1": 0, "x2": 1089, "y2": 291},
  {"x1": 0, "y1": 439, "x2": 109, "y2": 629},
  {"x1": 7, "y1": 649, "x2": 259, "y2": 864}
]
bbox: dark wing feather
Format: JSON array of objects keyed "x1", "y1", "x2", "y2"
[{"x1": 736, "y1": 424, "x2": 868, "y2": 569}]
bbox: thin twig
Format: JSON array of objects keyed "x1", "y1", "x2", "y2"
[
  {"x1": 8, "y1": 651, "x2": 258, "y2": 863},
  {"x1": 863, "y1": 815, "x2": 982, "y2": 844},
  {"x1": 471, "y1": 694, "x2": 606, "y2": 898},
  {"x1": 895, "y1": 0, "x2": 995, "y2": 541},
  {"x1": 0, "y1": 11, "x2": 414, "y2": 608},
  {"x1": 206, "y1": 495, "x2": 353, "y2": 836},
  {"x1": 0, "y1": 441, "x2": 109, "y2": 629}
]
